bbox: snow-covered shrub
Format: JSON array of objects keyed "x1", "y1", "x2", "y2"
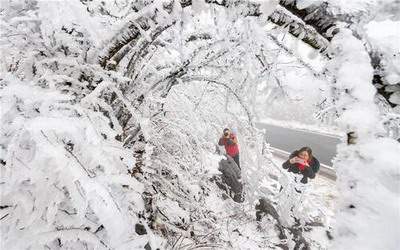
[
  {"x1": 0, "y1": 1, "x2": 161, "y2": 248},
  {"x1": 2, "y1": 0, "x2": 398, "y2": 249},
  {"x1": 0, "y1": 74, "x2": 154, "y2": 249},
  {"x1": 326, "y1": 29, "x2": 400, "y2": 250}
]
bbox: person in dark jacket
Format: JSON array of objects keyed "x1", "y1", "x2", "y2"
[
  {"x1": 218, "y1": 128, "x2": 240, "y2": 169},
  {"x1": 282, "y1": 146, "x2": 319, "y2": 184}
]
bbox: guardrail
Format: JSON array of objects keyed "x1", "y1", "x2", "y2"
[{"x1": 269, "y1": 146, "x2": 337, "y2": 181}]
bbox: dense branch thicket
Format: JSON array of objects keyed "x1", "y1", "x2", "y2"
[{"x1": 1, "y1": 0, "x2": 399, "y2": 249}]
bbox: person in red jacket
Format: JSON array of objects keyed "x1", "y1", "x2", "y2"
[
  {"x1": 218, "y1": 128, "x2": 240, "y2": 169},
  {"x1": 282, "y1": 146, "x2": 319, "y2": 184}
]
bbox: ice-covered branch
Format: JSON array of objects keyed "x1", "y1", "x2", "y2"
[
  {"x1": 182, "y1": 75, "x2": 254, "y2": 126},
  {"x1": 99, "y1": 0, "x2": 331, "y2": 69}
]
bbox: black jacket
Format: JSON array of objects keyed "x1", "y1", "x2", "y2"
[{"x1": 282, "y1": 151, "x2": 320, "y2": 184}]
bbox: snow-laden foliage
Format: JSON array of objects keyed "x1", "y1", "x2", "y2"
[
  {"x1": 0, "y1": 1, "x2": 159, "y2": 249},
  {"x1": 1, "y1": 0, "x2": 399, "y2": 249},
  {"x1": 0, "y1": 1, "x2": 300, "y2": 249},
  {"x1": 327, "y1": 29, "x2": 379, "y2": 134},
  {"x1": 326, "y1": 29, "x2": 400, "y2": 250},
  {"x1": 0, "y1": 74, "x2": 151, "y2": 249}
]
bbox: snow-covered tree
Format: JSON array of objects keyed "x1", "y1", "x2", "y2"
[{"x1": 1, "y1": 0, "x2": 399, "y2": 249}]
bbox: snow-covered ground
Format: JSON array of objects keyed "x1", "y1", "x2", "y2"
[
  {"x1": 272, "y1": 156, "x2": 338, "y2": 248},
  {"x1": 272, "y1": 156, "x2": 337, "y2": 208}
]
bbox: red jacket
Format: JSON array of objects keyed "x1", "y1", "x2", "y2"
[
  {"x1": 296, "y1": 161, "x2": 310, "y2": 171},
  {"x1": 218, "y1": 134, "x2": 239, "y2": 157}
]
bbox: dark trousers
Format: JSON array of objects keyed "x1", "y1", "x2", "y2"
[{"x1": 232, "y1": 154, "x2": 240, "y2": 169}]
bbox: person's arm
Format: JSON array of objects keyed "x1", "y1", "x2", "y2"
[
  {"x1": 282, "y1": 160, "x2": 291, "y2": 169},
  {"x1": 218, "y1": 137, "x2": 225, "y2": 146},
  {"x1": 304, "y1": 167, "x2": 316, "y2": 179},
  {"x1": 282, "y1": 151, "x2": 297, "y2": 169},
  {"x1": 302, "y1": 159, "x2": 317, "y2": 179},
  {"x1": 311, "y1": 158, "x2": 320, "y2": 173},
  {"x1": 225, "y1": 134, "x2": 236, "y2": 145},
  {"x1": 232, "y1": 134, "x2": 238, "y2": 144}
]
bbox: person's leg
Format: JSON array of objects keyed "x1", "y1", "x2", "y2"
[{"x1": 233, "y1": 154, "x2": 240, "y2": 169}]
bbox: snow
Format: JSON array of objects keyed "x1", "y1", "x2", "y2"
[
  {"x1": 327, "y1": 29, "x2": 381, "y2": 135},
  {"x1": 257, "y1": 117, "x2": 344, "y2": 138},
  {"x1": 191, "y1": 0, "x2": 208, "y2": 14},
  {"x1": 326, "y1": 28, "x2": 400, "y2": 250},
  {"x1": 1, "y1": 67, "x2": 146, "y2": 249},
  {"x1": 1, "y1": 0, "x2": 399, "y2": 249},
  {"x1": 256, "y1": 0, "x2": 280, "y2": 17},
  {"x1": 365, "y1": 20, "x2": 400, "y2": 85},
  {"x1": 272, "y1": 156, "x2": 337, "y2": 248},
  {"x1": 389, "y1": 91, "x2": 400, "y2": 105},
  {"x1": 37, "y1": 0, "x2": 106, "y2": 47},
  {"x1": 296, "y1": 0, "x2": 323, "y2": 9},
  {"x1": 333, "y1": 138, "x2": 400, "y2": 250}
]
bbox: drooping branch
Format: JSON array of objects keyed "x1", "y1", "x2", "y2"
[
  {"x1": 278, "y1": 0, "x2": 339, "y2": 39},
  {"x1": 98, "y1": 1, "x2": 176, "y2": 68},
  {"x1": 182, "y1": 75, "x2": 254, "y2": 126},
  {"x1": 124, "y1": 22, "x2": 175, "y2": 77},
  {"x1": 98, "y1": 0, "x2": 331, "y2": 68},
  {"x1": 370, "y1": 50, "x2": 399, "y2": 108},
  {"x1": 99, "y1": 0, "x2": 397, "y2": 131},
  {"x1": 278, "y1": 0, "x2": 398, "y2": 108},
  {"x1": 268, "y1": 5, "x2": 330, "y2": 51},
  {"x1": 265, "y1": 33, "x2": 327, "y2": 78}
]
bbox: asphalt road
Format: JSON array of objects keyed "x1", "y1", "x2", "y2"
[{"x1": 256, "y1": 122, "x2": 342, "y2": 167}]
